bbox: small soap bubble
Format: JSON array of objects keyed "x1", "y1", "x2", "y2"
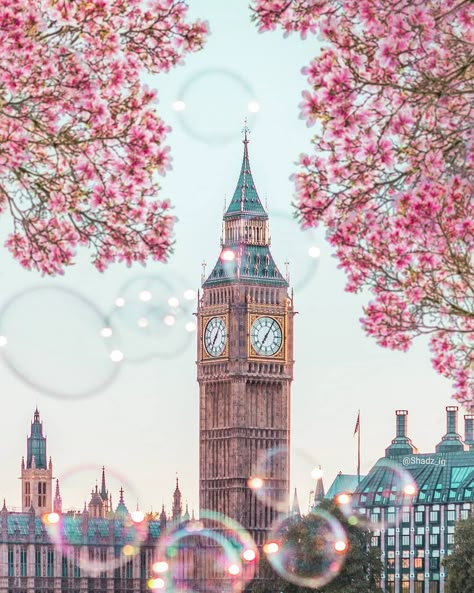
[
  {"x1": 185, "y1": 322, "x2": 196, "y2": 333},
  {"x1": 183, "y1": 289, "x2": 197, "y2": 301},
  {"x1": 176, "y1": 69, "x2": 259, "y2": 144},
  {"x1": 137, "y1": 317, "x2": 149, "y2": 328},
  {"x1": 107, "y1": 275, "x2": 194, "y2": 362},
  {"x1": 0, "y1": 335, "x2": 7, "y2": 347},
  {"x1": 247, "y1": 100, "x2": 261, "y2": 113},
  {"x1": 115, "y1": 297, "x2": 125, "y2": 308},
  {"x1": 110, "y1": 349, "x2": 124, "y2": 363},
  {"x1": 152, "y1": 561, "x2": 169, "y2": 574},
  {"x1": 308, "y1": 246, "x2": 321, "y2": 258},
  {"x1": 131, "y1": 510, "x2": 145, "y2": 524},
  {"x1": 220, "y1": 249, "x2": 235, "y2": 262},
  {"x1": 139, "y1": 290, "x2": 153, "y2": 302},
  {"x1": 0, "y1": 286, "x2": 121, "y2": 400},
  {"x1": 100, "y1": 327, "x2": 113, "y2": 338},
  {"x1": 265, "y1": 508, "x2": 348, "y2": 589},
  {"x1": 163, "y1": 315, "x2": 175, "y2": 327},
  {"x1": 172, "y1": 100, "x2": 186, "y2": 112}
]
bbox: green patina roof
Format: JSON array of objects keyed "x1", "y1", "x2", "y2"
[
  {"x1": 354, "y1": 450, "x2": 474, "y2": 506},
  {"x1": 203, "y1": 135, "x2": 287, "y2": 288},
  {"x1": 326, "y1": 474, "x2": 362, "y2": 500},
  {"x1": 203, "y1": 245, "x2": 287, "y2": 288},
  {"x1": 224, "y1": 136, "x2": 267, "y2": 218},
  {"x1": 4, "y1": 513, "x2": 162, "y2": 543}
]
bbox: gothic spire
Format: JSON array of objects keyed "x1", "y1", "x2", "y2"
[
  {"x1": 224, "y1": 125, "x2": 267, "y2": 219},
  {"x1": 291, "y1": 488, "x2": 301, "y2": 516},
  {"x1": 312, "y1": 467, "x2": 325, "y2": 508},
  {"x1": 203, "y1": 131, "x2": 287, "y2": 288},
  {"x1": 172, "y1": 477, "x2": 182, "y2": 522},
  {"x1": 100, "y1": 466, "x2": 108, "y2": 502},
  {"x1": 27, "y1": 408, "x2": 47, "y2": 469},
  {"x1": 54, "y1": 479, "x2": 62, "y2": 514}
]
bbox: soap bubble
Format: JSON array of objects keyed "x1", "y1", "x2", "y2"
[
  {"x1": 107, "y1": 275, "x2": 196, "y2": 362},
  {"x1": 153, "y1": 512, "x2": 256, "y2": 593},
  {"x1": 264, "y1": 507, "x2": 348, "y2": 589},
  {"x1": 0, "y1": 286, "x2": 121, "y2": 400},
  {"x1": 174, "y1": 69, "x2": 259, "y2": 144}
]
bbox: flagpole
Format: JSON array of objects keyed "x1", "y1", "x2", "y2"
[{"x1": 357, "y1": 409, "x2": 361, "y2": 484}]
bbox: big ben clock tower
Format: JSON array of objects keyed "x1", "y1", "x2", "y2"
[{"x1": 197, "y1": 129, "x2": 294, "y2": 547}]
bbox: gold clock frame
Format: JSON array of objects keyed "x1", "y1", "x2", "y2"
[
  {"x1": 201, "y1": 314, "x2": 229, "y2": 361},
  {"x1": 248, "y1": 313, "x2": 286, "y2": 360}
]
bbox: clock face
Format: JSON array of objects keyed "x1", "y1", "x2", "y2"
[
  {"x1": 204, "y1": 317, "x2": 227, "y2": 357},
  {"x1": 250, "y1": 316, "x2": 283, "y2": 356}
]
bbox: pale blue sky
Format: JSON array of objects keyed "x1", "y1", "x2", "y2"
[{"x1": 0, "y1": 1, "x2": 453, "y2": 516}]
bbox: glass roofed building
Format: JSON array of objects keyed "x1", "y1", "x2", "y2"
[
  {"x1": 350, "y1": 407, "x2": 474, "y2": 593},
  {"x1": 0, "y1": 410, "x2": 188, "y2": 593}
]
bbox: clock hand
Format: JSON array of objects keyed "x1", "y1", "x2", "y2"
[
  {"x1": 211, "y1": 327, "x2": 219, "y2": 348},
  {"x1": 262, "y1": 321, "x2": 276, "y2": 346}
]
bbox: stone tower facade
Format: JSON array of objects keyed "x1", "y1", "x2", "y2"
[
  {"x1": 197, "y1": 132, "x2": 294, "y2": 546},
  {"x1": 21, "y1": 408, "x2": 53, "y2": 513}
]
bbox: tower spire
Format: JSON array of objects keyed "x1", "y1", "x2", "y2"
[
  {"x1": 202, "y1": 130, "x2": 287, "y2": 288},
  {"x1": 54, "y1": 479, "x2": 62, "y2": 513}
]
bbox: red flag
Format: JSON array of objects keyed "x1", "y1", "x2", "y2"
[{"x1": 353, "y1": 411, "x2": 360, "y2": 436}]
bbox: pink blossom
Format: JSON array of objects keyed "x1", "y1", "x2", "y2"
[
  {"x1": 0, "y1": 0, "x2": 208, "y2": 274},
  {"x1": 251, "y1": 0, "x2": 474, "y2": 404}
]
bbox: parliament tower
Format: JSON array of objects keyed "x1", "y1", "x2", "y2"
[{"x1": 197, "y1": 131, "x2": 294, "y2": 546}]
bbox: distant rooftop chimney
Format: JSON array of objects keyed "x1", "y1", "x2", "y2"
[
  {"x1": 465, "y1": 415, "x2": 474, "y2": 450},
  {"x1": 435, "y1": 406, "x2": 465, "y2": 453},
  {"x1": 385, "y1": 410, "x2": 418, "y2": 457}
]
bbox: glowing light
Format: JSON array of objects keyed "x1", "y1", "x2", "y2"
[
  {"x1": 403, "y1": 484, "x2": 417, "y2": 496},
  {"x1": 228, "y1": 563, "x2": 240, "y2": 576},
  {"x1": 242, "y1": 549, "x2": 257, "y2": 562},
  {"x1": 168, "y1": 296, "x2": 180, "y2": 308},
  {"x1": 100, "y1": 327, "x2": 113, "y2": 338},
  {"x1": 247, "y1": 100, "x2": 261, "y2": 113},
  {"x1": 336, "y1": 493, "x2": 351, "y2": 505},
  {"x1": 334, "y1": 540, "x2": 347, "y2": 552},
  {"x1": 248, "y1": 477, "x2": 264, "y2": 490},
  {"x1": 131, "y1": 510, "x2": 145, "y2": 523},
  {"x1": 185, "y1": 322, "x2": 196, "y2": 333},
  {"x1": 183, "y1": 289, "x2": 196, "y2": 301},
  {"x1": 115, "y1": 297, "x2": 125, "y2": 308},
  {"x1": 172, "y1": 100, "x2": 186, "y2": 111},
  {"x1": 311, "y1": 467, "x2": 323, "y2": 480},
  {"x1": 110, "y1": 349, "x2": 124, "y2": 362},
  {"x1": 42, "y1": 512, "x2": 60, "y2": 525},
  {"x1": 220, "y1": 249, "x2": 235, "y2": 262},
  {"x1": 152, "y1": 561, "x2": 169, "y2": 574},
  {"x1": 263, "y1": 541, "x2": 280, "y2": 555},
  {"x1": 122, "y1": 544, "x2": 136, "y2": 557},
  {"x1": 348, "y1": 516, "x2": 359, "y2": 526},
  {"x1": 308, "y1": 246, "x2": 321, "y2": 258},
  {"x1": 186, "y1": 520, "x2": 204, "y2": 532},
  {"x1": 0, "y1": 335, "x2": 7, "y2": 347},
  {"x1": 163, "y1": 315, "x2": 175, "y2": 327},
  {"x1": 139, "y1": 290, "x2": 152, "y2": 302},
  {"x1": 137, "y1": 317, "x2": 149, "y2": 328},
  {"x1": 148, "y1": 577, "x2": 165, "y2": 589}
]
